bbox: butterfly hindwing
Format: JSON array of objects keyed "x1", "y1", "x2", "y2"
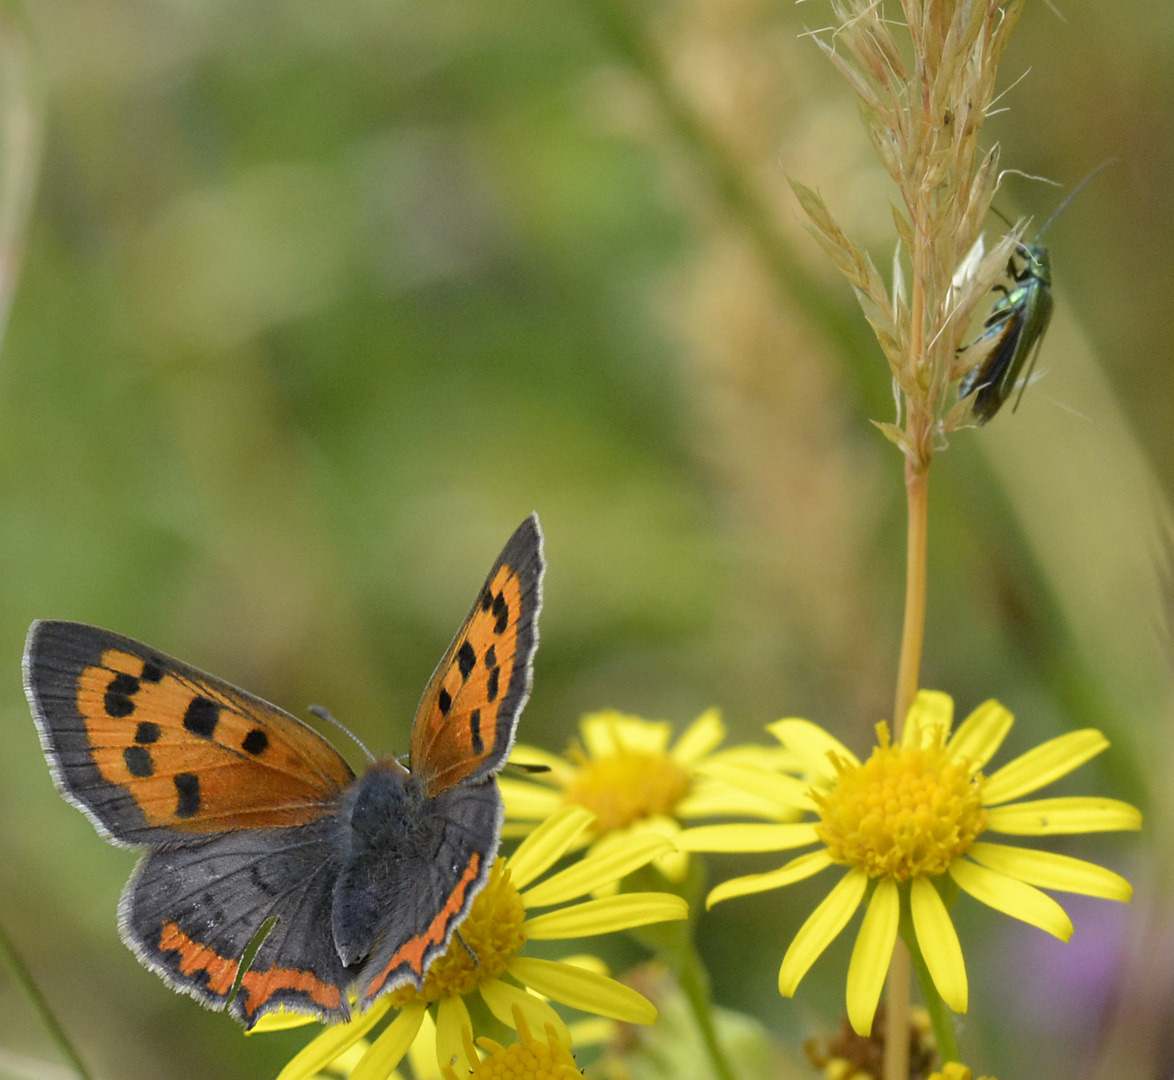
[
  {"x1": 121, "y1": 819, "x2": 353, "y2": 1026},
  {"x1": 409, "y1": 515, "x2": 544, "y2": 796},
  {"x1": 353, "y1": 779, "x2": 502, "y2": 1005},
  {"x1": 24, "y1": 621, "x2": 355, "y2": 844}
]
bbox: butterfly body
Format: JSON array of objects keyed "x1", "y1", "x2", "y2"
[{"x1": 24, "y1": 515, "x2": 543, "y2": 1027}]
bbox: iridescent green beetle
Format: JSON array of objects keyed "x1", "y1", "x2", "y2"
[{"x1": 960, "y1": 160, "x2": 1117, "y2": 424}]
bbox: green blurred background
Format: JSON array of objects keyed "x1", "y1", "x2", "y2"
[{"x1": 0, "y1": 0, "x2": 1170, "y2": 1077}]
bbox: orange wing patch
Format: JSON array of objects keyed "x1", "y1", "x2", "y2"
[
  {"x1": 76, "y1": 648, "x2": 354, "y2": 831},
  {"x1": 238, "y1": 961, "x2": 344, "y2": 1022},
  {"x1": 158, "y1": 920, "x2": 240, "y2": 999}
]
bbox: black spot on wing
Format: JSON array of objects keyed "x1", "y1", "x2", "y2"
[
  {"x1": 135, "y1": 721, "x2": 161, "y2": 744},
  {"x1": 105, "y1": 672, "x2": 140, "y2": 717},
  {"x1": 484, "y1": 645, "x2": 497, "y2": 669},
  {"x1": 457, "y1": 641, "x2": 476, "y2": 680},
  {"x1": 183, "y1": 697, "x2": 220, "y2": 739},
  {"x1": 124, "y1": 746, "x2": 154, "y2": 777},
  {"x1": 491, "y1": 592, "x2": 509, "y2": 635},
  {"x1": 470, "y1": 709, "x2": 483, "y2": 754},
  {"x1": 174, "y1": 773, "x2": 201, "y2": 818},
  {"x1": 438, "y1": 688, "x2": 452, "y2": 716},
  {"x1": 242, "y1": 728, "x2": 269, "y2": 755},
  {"x1": 109, "y1": 673, "x2": 140, "y2": 696},
  {"x1": 486, "y1": 667, "x2": 499, "y2": 703},
  {"x1": 140, "y1": 661, "x2": 164, "y2": 683}
]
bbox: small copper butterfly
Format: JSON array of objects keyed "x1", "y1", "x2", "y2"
[{"x1": 23, "y1": 515, "x2": 544, "y2": 1028}]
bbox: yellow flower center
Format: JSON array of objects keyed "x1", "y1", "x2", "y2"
[
  {"x1": 813, "y1": 723, "x2": 987, "y2": 881},
  {"x1": 562, "y1": 746, "x2": 691, "y2": 832},
  {"x1": 443, "y1": 1011, "x2": 579, "y2": 1080},
  {"x1": 389, "y1": 858, "x2": 526, "y2": 1006}
]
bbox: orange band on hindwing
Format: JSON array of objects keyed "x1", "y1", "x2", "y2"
[
  {"x1": 238, "y1": 964, "x2": 343, "y2": 1020},
  {"x1": 156, "y1": 920, "x2": 343, "y2": 1021},
  {"x1": 363, "y1": 852, "x2": 482, "y2": 1001},
  {"x1": 157, "y1": 920, "x2": 240, "y2": 999}
]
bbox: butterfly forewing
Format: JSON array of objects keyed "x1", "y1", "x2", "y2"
[
  {"x1": 25, "y1": 621, "x2": 356, "y2": 844},
  {"x1": 409, "y1": 515, "x2": 544, "y2": 796}
]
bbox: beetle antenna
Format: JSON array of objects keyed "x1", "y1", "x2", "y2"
[
  {"x1": 988, "y1": 204, "x2": 1015, "y2": 229},
  {"x1": 1036, "y1": 158, "x2": 1119, "y2": 239}
]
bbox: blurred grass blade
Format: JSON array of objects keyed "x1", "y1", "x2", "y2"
[{"x1": 0, "y1": 0, "x2": 42, "y2": 354}]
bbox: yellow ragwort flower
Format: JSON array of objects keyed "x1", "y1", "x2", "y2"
[
  {"x1": 274, "y1": 805, "x2": 685, "y2": 1080},
  {"x1": 502, "y1": 708, "x2": 799, "y2": 880},
  {"x1": 679, "y1": 691, "x2": 1141, "y2": 1035},
  {"x1": 441, "y1": 1005, "x2": 579, "y2": 1080}
]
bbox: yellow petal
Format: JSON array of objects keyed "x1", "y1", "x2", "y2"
[
  {"x1": 523, "y1": 893, "x2": 688, "y2": 939},
  {"x1": 949, "y1": 858, "x2": 1073, "y2": 940},
  {"x1": 946, "y1": 700, "x2": 1013, "y2": 770},
  {"x1": 500, "y1": 821, "x2": 539, "y2": 840},
  {"x1": 508, "y1": 744, "x2": 577, "y2": 786},
  {"x1": 676, "y1": 822, "x2": 819, "y2": 853},
  {"x1": 968, "y1": 842, "x2": 1132, "y2": 901},
  {"x1": 910, "y1": 878, "x2": 967, "y2": 1012},
  {"x1": 581, "y1": 711, "x2": 671, "y2": 757},
  {"x1": 671, "y1": 708, "x2": 726, "y2": 766},
  {"x1": 778, "y1": 868, "x2": 867, "y2": 996},
  {"x1": 696, "y1": 761, "x2": 818, "y2": 811},
  {"x1": 846, "y1": 879, "x2": 899, "y2": 1036},
  {"x1": 248, "y1": 1008, "x2": 319, "y2": 1033},
  {"x1": 903, "y1": 691, "x2": 954, "y2": 748},
  {"x1": 707, "y1": 849, "x2": 833, "y2": 909},
  {"x1": 520, "y1": 831, "x2": 672, "y2": 907},
  {"x1": 982, "y1": 730, "x2": 1109, "y2": 805},
  {"x1": 554, "y1": 953, "x2": 610, "y2": 975},
  {"x1": 676, "y1": 780, "x2": 799, "y2": 822},
  {"x1": 509, "y1": 956, "x2": 657, "y2": 1024},
  {"x1": 347, "y1": 1004, "x2": 427, "y2": 1080},
  {"x1": 985, "y1": 797, "x2": 1142, "y2": 835},
  {"x1": 710, "y1": 744, "x2": 805, "y2": 772},
  {"x1": 325, "y1": 1040, "x2": 382, "y2": 1078},
  {"x1": 406, "y1": 1011, "x2": 440, "y2": 1080},
  {"x1": 275, "y1": 999, "x2": 395, "y2": 1080},
  {"x1": 435, "y1": 996, "x2": 473, "y2": 1076},
  {"x1": 567, "y1": 1018, "x2": 617, "y2": 1046},
  {"x1": 498, "y1": 777, "x2": 565, "y2": 821},
  {"x1": 507, "y1": 805, "x2": 596, "y2": 890},
  {"x1": 766, "y1": 718, "x2": 859, "y2": 780},
  {"x1": 479, "y1": 978, "x2": 571, "y2": 1046}
]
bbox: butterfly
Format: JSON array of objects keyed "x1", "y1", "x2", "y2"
[{"x1": 23, "y1": 514, "x2": 544, "y2": 1028}]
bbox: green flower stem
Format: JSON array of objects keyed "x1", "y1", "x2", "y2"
[
  {"x1": 900, "y1": 921, "x2": 959, "y2": 1066},
  {"x1": 884, "y1": 941, "x2": 911, "y2": 1080},
  {"x1": 676, "y1": 934, "x2": 738, "y2": 1080},
  {"x1": 629, "y1": 862, "x2": 739, "y2": 1080},
  {"x1": 0, "y1": 918, "x2": 95, "y2": 1080}
]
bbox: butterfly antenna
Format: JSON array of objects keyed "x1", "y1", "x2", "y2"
[
  {"x1": 454, "y1": 929, "x2": 481, "y2": 967},
  {"x1": 308, "y1": 705, "x2": 376, "y2": 763},
  {"x1": 1036, "y1": 158, "x2": 1120, "y2": 240}
]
